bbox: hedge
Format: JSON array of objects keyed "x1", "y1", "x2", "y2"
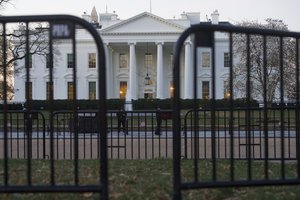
[
  {"x1": 0, "y1": 99, "x2": 125, "y2": 111},
  {"x1": 0, "y1": 98, "x2": 258, "y2": 111}
]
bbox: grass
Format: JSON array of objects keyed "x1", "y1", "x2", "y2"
[{"x1": 0, "y1": 159, "x2": 299, "y2": 199}]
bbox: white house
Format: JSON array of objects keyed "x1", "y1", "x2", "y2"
[{"x1": 13, "y1": 8, "x2": 231, "y2": 102}]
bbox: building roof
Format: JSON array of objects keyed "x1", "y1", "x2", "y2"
[{"x1": 100, "y1": 12, "x2": 187, "y2": 35}]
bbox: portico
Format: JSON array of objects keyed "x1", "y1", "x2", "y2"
[{"x1": 100, "y1": 11, "x2": 187, "y2": 100}]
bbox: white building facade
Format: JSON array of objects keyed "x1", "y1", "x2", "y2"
[{"x1": 13, "y1": 8, "x2": 231, "y2": 102}]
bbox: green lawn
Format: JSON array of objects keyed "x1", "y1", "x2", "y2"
[{"x1": 0, "y1": 159, "x2": 300, "y2": 199}]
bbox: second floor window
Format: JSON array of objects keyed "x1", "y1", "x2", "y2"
[
  {"x1": 119, "y1": 53, "x2": 128, "y2": 69},
  {"x1": 202, "y1": 52, "x2": 211, "y2": 68},
  {"x1": 224, "y1": 52, "x2": 230, "y2": 68},
  {"x1": 67, "y1": 53, "x2": 73, "y2": 68},
  {"x1": 88, "y1": 53, "x2": 96, "y2": 68}
]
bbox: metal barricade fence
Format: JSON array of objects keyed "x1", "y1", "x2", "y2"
[
  {"x1": 182, "y1": 107, "x2": 298, "y2": 160},
  {"x1": 0, "y1": 15, "x2": 108, "y2": 199},
  {"x1": 0, "y1": 110, "x2": 173, "y2": 160},
  {"x1": 0, "y1": 110, "x2": 46, "y2": 159},
  {"x1": 173, "y1": 24, "x2": 300, "y2": 199}
]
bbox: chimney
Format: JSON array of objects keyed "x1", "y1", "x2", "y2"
[
  {"x1": 82, "y1": 11, "x2": 91, "y2": 22},
  {"x1": 211, "y1": 10, "x2": 219, "y2": 24}
]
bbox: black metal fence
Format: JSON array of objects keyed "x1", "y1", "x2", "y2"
[
  {"x1": 183, "y1": 107, "x2": 298, "y2": 160},
  {"x1": 1, "y1": 15, "x2": 300, "y2": 199},
  {"x1": 172, "y1": 24, "x2": 300, "y2": 199},
  {"x1": 0, "y1": 109, "x2": 173, "y2": 160},
  {"x1": 3, "y1": 107, "x2": 300, "y2": 162},
  {"x1": 0, "y1": 15, "x2": 108, "y2": 198}
]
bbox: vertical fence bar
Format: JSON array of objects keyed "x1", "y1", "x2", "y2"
[
  {"x1": 192, "y1": 39, "x2": 199, "y2": 181},
  {"x1": 49, "y1": 21, "x2": 55, "y2": 186},
  {"x1": 172, "y1": 26, "x2": 183, "y2": 200},
  {"x1": 229, "y1": 32, "x2": 235, "y2": 181},
  {"x1": 211, "y1": 31, "x2": 217, "y2": 181},
  {"x1": 246, "y1": 34, "x2": 252, "y2": 180},
  {"x1": 296, "y1": 38, "x2": 300, "y2": 178},
  {"x1": 25, "y1": 22, "x2": 32, "y2": 185},
  {"x1": 71, "y1": 22, "x2": 79, "y2": 185},
  {"x1": 263, "y1": 35, "x2": 269, "y2": 180},
  {"x1": 2, "y1": 22, "x2": 8, "y2": 186},
  {"x1": 97, "y1": 26, "x2": 108, "y2": 200},
  {"x1": 279, "y1": 37, "x2": 285, "y2": 179}
]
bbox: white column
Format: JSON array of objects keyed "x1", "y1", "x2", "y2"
[
  {"x1": 104, "y1": 43, "x2": 113, "y2": 99},
  {"x1": 128, "y1": 42, "x2": 137, "y2": 100},
  {"x1": 184, "y1": 41, "x2": 193, "y2": 99},
  {"x1": 156, "y1": 42, "x2": 164, "y2": 99}
]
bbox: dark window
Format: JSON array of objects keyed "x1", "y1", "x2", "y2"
[
  {"x1": 67, "y1": 53, "x2": 73, "y2": 68},
  {"x1": 224, "y1": 52, "x2": 230, "y2": 68},
  {"x1": 89, "y1": 81, "x2": 96, "y2": 100},
  {"x1": 202, "y1": 81, "x2": 210, "y2": 99}
]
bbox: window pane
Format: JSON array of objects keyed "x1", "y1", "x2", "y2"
[
  {"x1": 202, "y1": 52, "x2": 210, "y2": 68},
  {"x1": 89, "y1": 81, "x2": 96, "y2": 100},
  {"x1": 224, "y1": 81, "x2": 230, "y2": 99},
  {"x1": 68, "y1": 82, "x2": 74, "y2": 100},
  {"x1": 119, "y1": 81, "x2": 127, "y2": 99},
  {"x1": 202, "y1": 81, "x2": 209, "y2": 99},
  {"x1": 67, "y1": 53, "x2": 73, "y2": 68},
  {"x1": 170, "y1": 80, "x2": 174, "y2": 98},
  {"x1": 119, "y1": 53, "x2": 127, "y2": 68},
  {"x1": 88, "y1": 53, "x2": 96, "y2": 68},
  {"x1": 224, "y1": 52, "x2": 230, "y2": 68}
]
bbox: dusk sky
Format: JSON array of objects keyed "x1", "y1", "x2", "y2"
[{"x1": 2, "y1": 0, "x2": 300, "y2": 31}]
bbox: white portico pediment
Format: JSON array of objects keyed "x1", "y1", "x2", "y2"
[{"x1": 100, "y1": 12, "x2": 186, "y2": 35}]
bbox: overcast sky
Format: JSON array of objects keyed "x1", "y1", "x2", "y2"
[{"x1": 2, "y1": 0, "x2": 300, "y2": 31}]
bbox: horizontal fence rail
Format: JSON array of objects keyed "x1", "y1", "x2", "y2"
[
  {"x1": 0, "y1": 15, "x2": 108, "y2": 199},
  {"x1": 172, "y1": 24, "x2": 300, "y2": 200}
]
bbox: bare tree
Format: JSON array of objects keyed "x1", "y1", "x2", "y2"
[
  {"x1": 0, "y1": 22, "x2": 53, "y2": 100},
  {"x1": 232, "y1": 19, "x2": 296, "y2": 104},
  {"x1": 0, "y1": 0, "x2": 14, "y2": 12}
]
